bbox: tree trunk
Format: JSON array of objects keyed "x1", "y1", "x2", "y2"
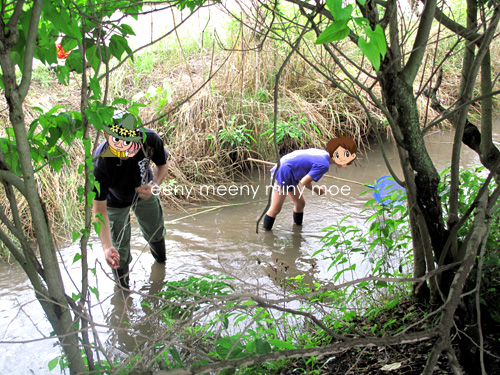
[
  {"x1": 0, "y1": 4, "x2": 87, "y2": 372},
  {"x1": 381, "y1": 71, "x2": 448, "y2": 260}
]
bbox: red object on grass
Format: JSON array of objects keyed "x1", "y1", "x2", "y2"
[{"x1": 56, "y1": 43, "x2": 70, "y2": 59}]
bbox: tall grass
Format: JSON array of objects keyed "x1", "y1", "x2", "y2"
[{"x1": 1, "y1": 6, "x2": 498, "y2": 250}]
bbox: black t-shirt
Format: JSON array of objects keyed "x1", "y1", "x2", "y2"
[{"x1": 93, "y1": 128, "x2": 168, "y2": 208}]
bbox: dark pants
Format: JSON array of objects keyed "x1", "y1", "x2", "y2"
[{"x1": 107, "y1": 195, "x2": 166, "y2": 269}]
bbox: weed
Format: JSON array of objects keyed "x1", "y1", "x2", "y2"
[
  {"x1": 439, "y1": 166, "x2": 500, "y2": 324},
  {"x1": 133, "y1": 80, "x2": 173, "y2": 118},
  {"x1": 216, "y1": 116, "x2": 256, "y2": 150},
  {"x1": 32, "y1": 65, "x2": 56, "y2": 90},
  {"x1": 315, "y1": 185, "x2": 412, "y2": 309}
]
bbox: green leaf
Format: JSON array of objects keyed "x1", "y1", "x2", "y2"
[
  {"x1": 42, "y1": 0, "x2": 81, "y2": 42},
  {"x1": 36, "y1": 42, "x2": 58, "y2": 66},
  {"x1": 86, "y1": 190, "x2": 96, "y2": 207},
  {"x1": 89, "y1": 286, "x2": 99, "y2": 299},
  {"x1": 216, "y1": 337, "x2": 244, "y2": 359},
  {"x1": 93, "y1": 179, "x2": 100, "y2": 195},
  {"x1": 46, "y1": 105, "x2": 65, "y2": 116},
  {"x1": 269, "y1": 339, "x2": 295, "y2": 350},
  {"x1": 47, "y1": 127, "x2": 61, "y2": 149},
  {"x1": 369, "y1": 24, "x2": 387, "y2": 59},
  {"x1": 71, "y1": 292, "x2": 81, "y2": 300},
  {"x1": 358, "y1": 25, "x2": 387, "y2": 71},
  {"x1": 120, "y1": 24, "x2": 136, "y2": 36},
  {"x1": 109, "y1": 35, "x2": 132, "y2": 60},
  {"x1": 85, "y1": 108, "x2": 101, "y2": 129},
  {"x1": 92, "y1": 219, "x2": 102, "y2": 235},
  {"x1": 123, "y1": 4, "x2": 140, "y2": 19},
  {"x1": 112, "y1": 98, "x2": 128, "y2": 106},
  {"x1": 77, "y1": 185, "x2": 84, "y2": 202},
  {"x1": 385, "y1": 298, "x2": 399, "y2": 310},
  {"x1": 65, "y1": 51, "x2": 83, "y2": 74},
  {"x1": 72, "y1": 231, "x2": 80, "y2": 242},
  {"x1": 254, "y1": 338, "x2": 272, "y2": 354},
  {"x1": 359, "y1": 36, "x2": 380, "y2": 71},
  {"x1": 353, "y1": 17, "x2": 368, "y2": 27},
  {"x1": 326, "y1": 0, "x2": 353, "y2": 21},
  {"x1": 72, "y1": 253, "x2": 82, "y2": 264},
  {"x1": 169, "y1": 346, "x2": 183, "y2": 365},
  {"x1": 89, "y1": 77, "x2": 101, "y2": 100},
  {"x1": 315, "y1": 20, "x2": 350, "y2": 44},
  {"x1": 85, "y1": 45, "x2": 101, "y2": 72},
  {"x1": 60, "y1": 36, "x2": 78, "y2": 52},
  {"x1": 83, "y1": 138, "x2": 92, "y2": 157},
  {"x1": 49, "y1": 153, "x2": 63, "y2": 172},
  {"x1": 48, "y1": 357, "x2": 59, "y2": 371}
]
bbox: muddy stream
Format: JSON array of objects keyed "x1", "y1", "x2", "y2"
[{"x1": 0, "y1": 132, "x2": 487, "y2": 374}]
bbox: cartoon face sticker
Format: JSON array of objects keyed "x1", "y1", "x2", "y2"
[
  {"x1": 326, "y1": 134, "x2": 358, "y2": 167},
  {"x1": 99, "y1": 113, "x2": 143, "y2": 158},
  {"x1": 332, "y1": 145, "x2": 356, "y2": 166}
]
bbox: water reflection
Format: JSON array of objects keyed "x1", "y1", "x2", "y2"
[
  {"x1": 106, "y1": 262, "x2": 167, "y2": 355},
  {"x1": 0, "y1": 130, "x2": 491, "y2": 374},
  {"x1": 260, "y1": 228, "x2": 320, "y2": 290}
]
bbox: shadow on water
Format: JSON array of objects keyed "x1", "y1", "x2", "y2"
[
  {"x1": 106, "y1": 262, "x2": 167, "y2": 355},
  {"x1": 0, "y1": 131, "x2": 490, "y2": 374}
]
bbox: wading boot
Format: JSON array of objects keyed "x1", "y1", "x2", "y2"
[
  {"x1": 293, "y1": 211, "x2": 303, "y2": 226},
  {"x1": 149, "y1": 239, "x2": 166, "y2": 263},
  {"x1": 112, "y1": 265, "x2": 130, "y2": 289},
  {"x1": 263, "y1": 214, "x2": 276, "y2": 231}
]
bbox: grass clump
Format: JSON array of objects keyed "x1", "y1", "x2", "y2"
[{"x1": 1, "y1": 4, "x2": 499, "y2": 254}]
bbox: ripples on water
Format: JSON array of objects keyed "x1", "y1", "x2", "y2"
[{"x1": 0, "y1": 133, "x2": 482, "y2": 374}]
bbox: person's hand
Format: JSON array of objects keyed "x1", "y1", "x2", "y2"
[
  {"x1": 135, "y1": 184, "x2": 153, "y2": 200},
  {"x1": 314, "y1": 186, "x2": 326, "y2": 195},
  {"x1": 104, "y1": 247, "x2": 120, "y2": 269}
]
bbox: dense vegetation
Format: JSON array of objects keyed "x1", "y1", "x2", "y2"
[{"x1": 0, "y1": 0, "x2": 499, "y2": 374}]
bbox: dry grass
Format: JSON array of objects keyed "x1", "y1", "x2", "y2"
[{"x1": 1, "y1": 17, "x2": 499, "y2": 250}]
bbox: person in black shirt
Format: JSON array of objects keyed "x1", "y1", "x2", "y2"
[{"x1": 92, "y1": 112, "x2": 169, "y2": 289}]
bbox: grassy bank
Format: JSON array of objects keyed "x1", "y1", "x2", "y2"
[{"x1": 0, "y1": 8, "x2": 498, "y2": 253}]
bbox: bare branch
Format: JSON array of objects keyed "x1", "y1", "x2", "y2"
[
  {"x1": 155, "y1": 330, "x2": 438, "y2": 375},
  {"x1": 403, "y1": 0, "x2": 437, "y2": 83},
  {"x1": 0, "y1": 169, "x2": 26, "y2": 196},
  {"x1": 18, "y1": 0, "x2": 43, "y2": 98},
  {"x1": 5, "y1": 0, "x2": 25, "y2": 35}
]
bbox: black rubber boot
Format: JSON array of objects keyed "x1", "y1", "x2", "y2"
[
  {"x1": 112, "y1": 265, "x2": 130, "y2": 289},
  {"x1": 293, "y1": 212, "x2": 304, "y2": 226},
  {"x1": 149, "y1": 239, "x2": 166, "y2": 263},
  {"x1": 263, "y1": 214, "x2": 276, "y2": 231}
]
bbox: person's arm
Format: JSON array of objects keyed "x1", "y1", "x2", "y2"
[
  {"x1": 152, "y1": 162, "x2": 168, "y2": 185},
  {"x1": 299, "y1": 175, "x2": 326, "y2": 195},
  {"x1": 135, "y1": 161, "x2": 169, "y2": 200},
  {"x1": 92, "y1": 199, "x2": 120, "y2": 269}
]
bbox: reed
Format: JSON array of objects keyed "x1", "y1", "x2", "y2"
[{"x1": 0, "y1": 11, "x2": 498, "y2": 253}]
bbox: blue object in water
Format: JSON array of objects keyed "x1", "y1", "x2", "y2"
[{"x1": 366, "y1": 176, "x2": 406, "y2": 206}]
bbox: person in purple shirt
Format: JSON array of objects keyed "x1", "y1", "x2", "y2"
[{"x1": 263, "y1": 134, "x2": 357, "y2": 230}]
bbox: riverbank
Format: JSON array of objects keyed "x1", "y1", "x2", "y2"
[
  {"x1": 0, "y1": 134, "x2": 486, "y2": 374},
  {"x1": 0, "y1": 38, "x2": 459, "y2": 254}
]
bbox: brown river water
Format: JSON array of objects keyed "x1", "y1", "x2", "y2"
[{"x1": 0, "y1": 131, "x2": 487, "y2": 374}]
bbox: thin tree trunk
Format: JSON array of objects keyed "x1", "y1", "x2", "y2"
[{"x1": 0, "y1": 2, "x2": 87, "y2": 372}]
